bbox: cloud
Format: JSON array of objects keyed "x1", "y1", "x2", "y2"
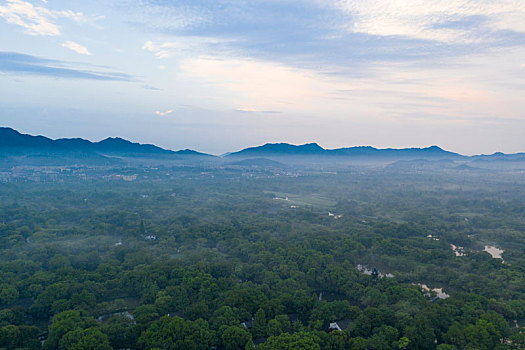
[
  {"x1": 235, "y1": 108, "x2": 260, "y2": 113},
  {"x1": 142, "y1": 84, "x2": 162, "y2": 91},
  {"x1": 180, "y1": 56, "x2": 353, "y2": 113},
  {"x1": 142, "y1": 37, "x2": 232, "y2": 59},
  {"x1": 133, "y1": 1, "x2": 524, "y2": 76},
  {"x1": 331, "y1": 0, "x2": 525, "y2": 43},
  {"x1": 142, "y1": 40, "x2": 170, "y2": 59},
  {"x1": 61, "y1": 41, "x2": 91, "y2": 55},
  {"x1": 133, "y1": 1, "x2": 524, "y2": 132},
  {"x1": 0, "y1": 51, "x2": 134, "y2": 81},
  {"x1": 178, "y1": 44, "x2": 525, "y2": 124},
  {"x1": 128, "y1": 0, "x2": 525, "y2": 86},
  {"x1": 119, "y1": 0, "x2": 208, "y2": 32},
  {"x1": 156, "y1": 109, "x2": 173, "y2": 116},
  {"x1": 235, "y1": 108, "x2": 281, "y2": 114},
  {"x1": 0, "y1": 0, "x2": 85, "y2": 36}
]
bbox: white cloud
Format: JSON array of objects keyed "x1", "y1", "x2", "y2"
[
  {"x1": 142, "y1": 37, "x2": 233, "y2": 59},
  {"x1": 177, "y1": 45, "x2": 524, "y2": 124},
  {"x1": 180, "y1": 57, "x2": 333, "y2": 113},
  {"x1": 179, "y1": 56, "x2": 394, "y2": 117},
  {"x1": 332, "y1": 0, "x2": 525, "y2": 42},
  {"x1": 0, "y1": 0, "x2": 60, "y2": 35},
  {"x1": 236, "y1": 108, "x2": 260, "y2": 113},
  {"x1": 156, "y1": 110, "x2": 173, "y2": 116},
  {"x1": 61, "y1": 41, "x2": 91, "y2": 55},
  {"x1": 142, "y1": 41, "x2": 170, "y2": 59},
  {"x1": 0, "y1": 0, "x2": 85, "y2": 36},
  {"x1": 121, "y1": 0, "x2": 208, "y2": 32}
]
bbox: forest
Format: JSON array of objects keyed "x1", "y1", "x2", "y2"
[{"x1": 0, "y1": 165, "x2": 524, "y2": 349}]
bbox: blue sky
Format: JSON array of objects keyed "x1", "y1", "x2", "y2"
[{"x1": 1, "y1": 0, "x2": 524, "y2": 154}]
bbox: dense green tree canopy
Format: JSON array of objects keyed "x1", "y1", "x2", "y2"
[{"x1": 0, "y1": 166, "x2": 523, "y2": 349}]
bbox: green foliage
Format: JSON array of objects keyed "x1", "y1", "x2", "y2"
[
  {"x1": 274, "y1": 315, "x2": 291, "y2": 333},
  {"x1": 222, "y1": 326, "x2": 252, "y2": 350},
  {"x1": 436, "y1": 345, "x2": 457, "y2": 350},
  {"x1": 257, "y1": 331, "x2": 321, "y2": 350},
  {"x1": 44, "y1": 310, "x2": 98, "y2": 350},
  {"x1": 137, "y1": 316, "x2": 213, "y2": 349},
  {"x1": 58, "y1": 327, "x2": 112, "y2": 350},
  {"x1": 100, "y1": 315, "x2": 140, "y2": 349},
  {"x1": 0, "y1": 325, "x2": 21, "y2": 349},
  {"x1": 0, "y1": 168, "x2": 524, "y2": 348},
  {"x1": 0, "y1": 285, "x2": 19, "y2": 305},
  {"x1": 267, "y1": 319, "x2": 282, "y2": 337},
  {"x1": 349, "y1": 336, "x2": 369, "y2": 350},
  {"x1": 310, "y1": 300, "x2": 358, "y2": 328},
  {"x1": 253, "y1": 308, "x2": 267, "y2": 338}
]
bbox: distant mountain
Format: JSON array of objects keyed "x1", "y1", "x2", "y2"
[
  {"x1": 0, "y1": 127, "x2": 58, "y2": 149},
  {"x1": 229, "y1": 143, "x2": 325, "y2": 157},
  {"x1": 471, "y1": 152, "x2": 525, "y2": 162},
  {"x1": 94, "y1": 137, "x2": 175, "y2": 155},
  {"x1": 228, "y1": 142, "x2": 463, "y2": 160},
  {"x1": 454, "y1": 164, "x2": 480, "y2": 171},
  {"x1": 174, "y1": 149, "x2": 218, "y2": 158},
  {"x1": 0, "y1": 127, "x2": 215, "y2": 165},
  {"x1": 0, "y1": 127, "x2": 175, "y2": 156},
  {"x1": 2, "y1": 127, "x2": 524, "y2": 168},
  {"x1": 328, "y1": 145, "x2": 462, "y2": 158}
]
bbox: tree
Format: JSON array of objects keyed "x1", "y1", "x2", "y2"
[
  {"x1": 140, "y1": 219, "x2": 146, "y2": 235},
  {"x1": 211, "y1": 306, "x2": 240, "y2": 331},
  {"x1": 436, "y1": 345, "x2": 457, "y2": 350},
  {"x1": 0, "y1": 285, "x2": 19, "y2": 305},
  {"x1": 274, "y1": 315, "x2": 291, "y2": 333},
  {"x1": 369, "y1": 325, "x2": 398, "y2": 350},
  {"x1": 508, "y1": 330, "x2": 525, "y2": 350},
  {"x1": 397, "y1": 336, "x2": 410, "y2": 349},
  {"x1": 245, "y1": 339, "x2": 256, "y2": 350},
  {"x1": 45, "y1": 310, "x2": 97, "y2": 350},
  {"x1": 252, "y1": 308, "x2": 267, "y2": 338},
  {"x1": 58, "y1": 327, "x2": 112, "y2": 350},
  {"x1": 404, "y1": 315, "x2": 435, "y2": 350},
  {"x1": 49, "y1": 254, "x2": 71, "y2": 270},
  {"x1": 221, "y1": 326, "x2": 251, "y2": 350},
  {"x1": 350, "y1": 314, "x2": 372, "y2": 338},
  {"x1": 100, "y1": 315, "x2": 138, "y2": 349},
  {"x1": 463, "y1": 319, "x2": 500, "y2": 350},
  {"x1": 325, "y1": 331, "x2": 347, "y2": 350},
  {"x1": 137, "y1": 316, "x2": 213, "y2": 350},
  {"x1": 0, "y1": 325, "x2": 21, "y2": 349},
  {"x1": 349, "y1": 336, "x2": 369, "y2": 350},
  {"x1": 267, "y1": 319, "x2": 282, "y2": 337},
  {"x1": 259, "y1": 331, "x2": 321, "y2": 350}
]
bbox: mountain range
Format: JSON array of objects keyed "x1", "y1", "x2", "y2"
[
  {"x1": 1, "y1": 127, "x2": 524, "y2": 167},
  {"x1": 227, "y1": 142, "x2": 463, "y2": 159},
  {"x1": 0, "y1": 127, "x2": 176, "y2": 156},
  {"x1": 0, "y1": 127, "x2": 215, "y2": 166}
]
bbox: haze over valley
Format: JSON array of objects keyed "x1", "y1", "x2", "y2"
[{"x1": 1, "y1": 0, "x2": 524, "y2": 349}]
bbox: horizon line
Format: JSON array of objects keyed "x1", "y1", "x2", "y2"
[{"x1": 1, "y1": 126, "x2": 522, "y2": 158}]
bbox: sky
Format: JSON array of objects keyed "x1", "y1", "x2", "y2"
[{"x1": 1, "y1": 0, "x2": 524, "y2": 155}]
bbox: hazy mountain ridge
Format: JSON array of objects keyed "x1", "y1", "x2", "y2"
[
  {"x1": 0, "y1": 127, "x2": 176, "y2": 156},
  {"x1": 228, "y1": 142, "x2": 463, "y2": 159},
  {"x1": 1, "y1": 128, "x2": 524, "y2": 165}
]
